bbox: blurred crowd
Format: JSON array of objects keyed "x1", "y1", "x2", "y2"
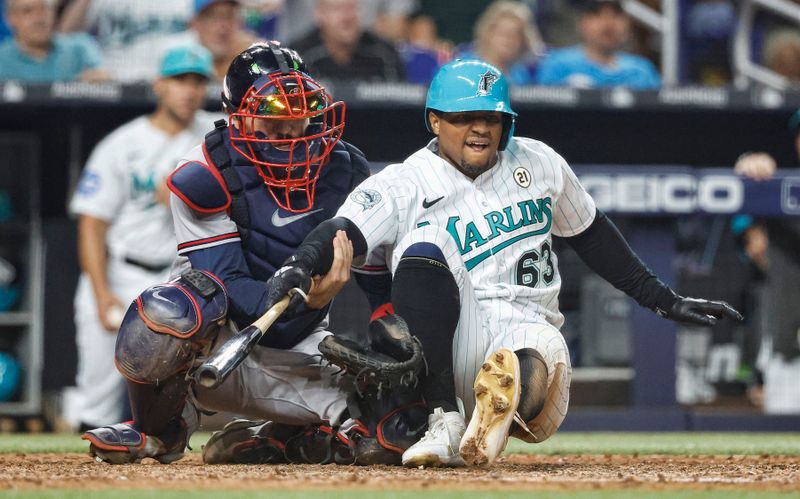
[{"x1": 1, "y1": 0, "x2": 799, "y2": 88}]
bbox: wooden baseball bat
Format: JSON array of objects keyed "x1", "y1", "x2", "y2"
[{"x1": 194, "y1": 295, "x2": 291, "y2": 389}]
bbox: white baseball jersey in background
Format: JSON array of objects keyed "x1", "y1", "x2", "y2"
[
  {"x1": 81, "y1": 0, "x2": 194, "y2": 83},
  {"x1": 64, "y1": 110, "x2": 220, "y2": 429},
  {"x1": 337, "y1": 136, "x2": 596, "y2": 441}
]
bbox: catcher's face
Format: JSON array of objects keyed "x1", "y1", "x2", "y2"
[
  {"x1": 430, "y1": 110, "x2": 502, "y2": 179},
  {"x1": 233, "y1": 116, "x2": 310, "y2": 149}
]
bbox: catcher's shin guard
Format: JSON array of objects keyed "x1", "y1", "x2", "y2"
[{"x1": 459, "y1": 348, "x2": 521, "y2": 466}]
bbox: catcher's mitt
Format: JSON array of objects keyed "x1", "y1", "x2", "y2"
[{"x1": 319, "y1": 314, "x2": 425, "y2": 391}]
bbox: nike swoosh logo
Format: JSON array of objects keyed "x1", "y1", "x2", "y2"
[
  {"x1": 422, "y1": 196, "x2": 444, "y2": 209},
  {"x1": 271, "y1": 208, "x2": 324, "y2": 227},
  {"x1": 405, "y1": 422, "x2": 428, "y2": 437}
]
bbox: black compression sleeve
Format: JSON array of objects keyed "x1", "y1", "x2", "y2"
[
  {"x1": 564, "y1": 209, "x2": 678, "y2": 313},
  {"x1": 291, "y1": 217, "x2": 368, "y2": 275}
]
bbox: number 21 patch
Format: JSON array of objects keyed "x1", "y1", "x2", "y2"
[{"x1": 514, "y1": 167, "x2": 531, "y2": 188}]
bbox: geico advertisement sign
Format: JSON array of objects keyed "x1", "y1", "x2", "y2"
[{"x1": 579, "y1": 174, "x2": 743, "y2": 214}]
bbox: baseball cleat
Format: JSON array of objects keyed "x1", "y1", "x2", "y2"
[
  {"x1": 459, "y1": 348, "x2": 521, "y2": 466},
  {"x1": 401, "y1": 407, "x2": 466, "y2": 467},
  {"x1": 202, "y1": 419, "x2": 287, "y2": 464}
]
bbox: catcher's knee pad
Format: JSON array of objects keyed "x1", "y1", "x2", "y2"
[{"x1": 115, "y1": 269, "x2": 228, "y2": 384}]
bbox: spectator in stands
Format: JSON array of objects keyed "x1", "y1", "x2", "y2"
[
  {"x1": 277, "y1": 0, "x2": 418, "y2": 45},
  {"x1": 455, "y1": 1, "x2": 543, "y2": 85},
  {"x1": 535, "y1": 0, "x2": 661, "y2": 89},
  {"x1": 763, "y1": 28, "x2": 800, "y2": 84},
  {"x1": 733, "y1": 109, "x2": 800, "y2": 414},
  {"x1": 397, "y1": 11, "x2": 450, "y2": 85},
  {"x1": 290, "y1": 0, "x2": 405, "y2": 82},
  {"x1": 0, "y1": 0, "x2": 107, "y2": 82},
  {"x1": 58, "y1": 0, "x2": 194, "y2": 83},
  {"x1": 417, "y1": 0, "x2": 494, "y2": 47},
  {"x1": 189, "y1": 0, "x2": 255, "y2": 82}
]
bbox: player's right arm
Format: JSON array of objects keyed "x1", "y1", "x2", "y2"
[
  {"x1": 69, "y1": 135, "x2": 126, "y2": 332},
  {"x1": 77, "y1": 215, "x2": 123, "y2": 331}
]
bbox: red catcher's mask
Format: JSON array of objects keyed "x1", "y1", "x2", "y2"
[{"x1": 229, "y1": 72, "x2": 346, "y2": 213}]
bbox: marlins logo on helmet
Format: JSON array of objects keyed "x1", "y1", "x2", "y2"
[{"x1": 477, "y1": 70, "x2": 499, "y2": 96}]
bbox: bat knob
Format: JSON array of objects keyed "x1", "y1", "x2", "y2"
[{"x1": 195, "y1": 363, "x2": 222, "y2": 389}]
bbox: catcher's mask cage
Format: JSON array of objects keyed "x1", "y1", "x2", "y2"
[{"x1": 229, "y1": 72, "x2": 346, "y2": 213}]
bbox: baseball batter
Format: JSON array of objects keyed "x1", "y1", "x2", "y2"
[
  {"x1": 261, "y1": 58, "x2": 743, "y2": 467},
  {"x1": 67, "y1": 44, "x2": 219, "y2": 431}
]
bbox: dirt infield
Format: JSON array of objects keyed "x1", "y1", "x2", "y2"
[{"x1": 1, "y1": 453, "x2": 799, "y2": 492}]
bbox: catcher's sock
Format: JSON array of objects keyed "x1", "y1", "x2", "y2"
[
  {"x1": 514, "y1": 348, "x2": 548, "y2": 424},
  {"x1": 392, "y1": 243, "x2": 460, "y2": 414},
  {"x1": 127, "y1": 374, "x2": 189, "y2": 436}
]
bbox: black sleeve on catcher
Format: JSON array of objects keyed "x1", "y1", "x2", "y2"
[
  {"x1": 563, "y1": 209, "x2": 678, "y2": 313},
  {"x1": 291, "y1": 216, "x2": 368, "y2": 275}
]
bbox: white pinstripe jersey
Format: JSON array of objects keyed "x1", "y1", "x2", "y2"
[{"x1": 336, "y1": 136, "x2": 597, "y2": 327}]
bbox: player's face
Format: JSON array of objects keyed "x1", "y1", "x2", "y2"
[
  {"x1": 155, "y1": 73, "x2": 208, "y2": 126},
  {"x1": 430, "y1": 111, "x2": 503, "y2": 178}
]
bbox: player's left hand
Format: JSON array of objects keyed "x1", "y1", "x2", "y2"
[
  {"x1": 662, "y1": 296, "x2": 743, "y2": 327},
  {"x1": 306, "y1": 230, "x2": 353, "y2": 309}
]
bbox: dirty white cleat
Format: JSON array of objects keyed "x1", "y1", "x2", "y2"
[
  {"x1": 459, "y1": 348, "x2": 521, "y2": 466},
  {"x1": 401, "y1": 407, "x2": 466, "y2": 467}
]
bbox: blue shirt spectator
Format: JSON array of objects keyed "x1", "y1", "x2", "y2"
[
  {"x1": 535, "y1": 45, "x2": 660, "y2": 88},
  {"x1": 0, "y1": 32, "x2": 102, "y2": 81},
  {"x1": 0, "y1": 0, "x2": 106, "y2": 82},
  {"x1": 399, "y1": 42, "x2": 440, "y2": 85},
  {"x1": 535, "y1": 0, "x2": 661, "y2": 89}
]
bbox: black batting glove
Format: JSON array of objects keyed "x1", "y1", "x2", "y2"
[
  {"x1": 658, "y1": 296, "x2": 743, "y2": 327},
  {"x1": 264, "y1": 262, "x2": 312, "y2": 317}
]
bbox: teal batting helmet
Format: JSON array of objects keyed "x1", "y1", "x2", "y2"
[{"x1": 425, "y1": 59, "x2": 517, "y2": 150}]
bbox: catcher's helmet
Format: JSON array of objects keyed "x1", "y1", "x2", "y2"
[
  {"x1": 425, "y1": 59, "x2": 517, "y2": 150},
  {"x1": 223, "y1": 41, "x2": 345, "y2": 213}
]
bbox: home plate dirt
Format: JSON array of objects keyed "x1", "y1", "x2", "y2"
[{"x1": 1, "y1": 453, "x2": 798, "y2": 492}]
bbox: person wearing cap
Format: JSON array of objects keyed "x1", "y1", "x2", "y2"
[
  {"x1": 535, "y1": 0, "x2": 660, "y2": 89},
  {"x1": 0, "y1": 0, "x2": 108, "y2": 82},
  {"x1": 733, "y1": 109, "x2": 800, "y2": 414},
  {"x1": 188, "y1": 0, "x2": 254, "y2": 81},
  {"x1": 64, "y1": 44, "x2": 222, "y2": 432}
]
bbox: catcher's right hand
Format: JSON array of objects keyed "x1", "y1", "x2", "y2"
[{"x1": 264, "y1": 262, "x2": 312, "y2": 316}]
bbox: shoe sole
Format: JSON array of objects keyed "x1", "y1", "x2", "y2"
[
  {"x1": 402, "y1": 453, "x2": 465, "y2": 468},
  {"x1": 459, "y1": 348, "x2": 520, "y2": 466}
]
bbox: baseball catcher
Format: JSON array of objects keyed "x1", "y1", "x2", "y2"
[{"x1": 82, "y1": 42, "x2": 427, "y2": 466}]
